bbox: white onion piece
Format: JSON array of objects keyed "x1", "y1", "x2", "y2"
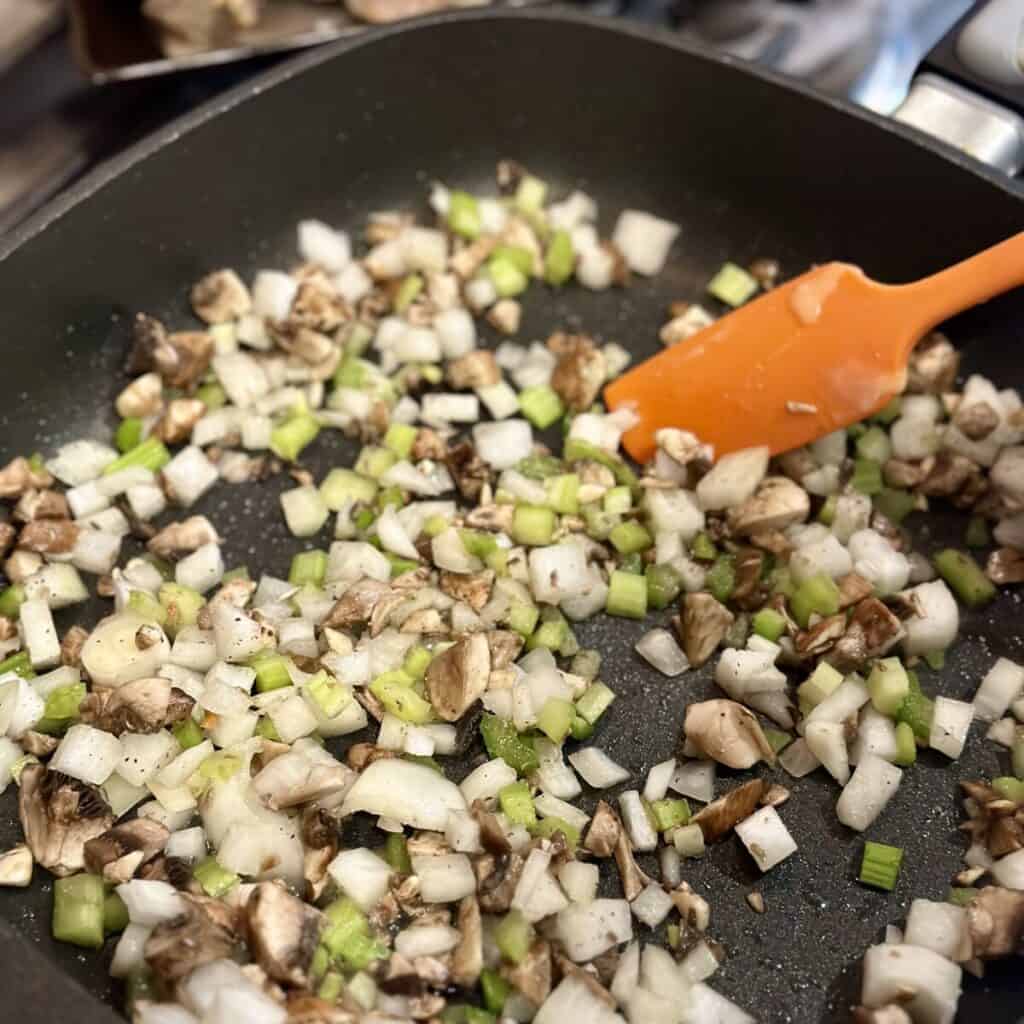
[
  {"x1": 0, "y1": 678, "x2": 44, "y2": 740},
  {"x1": 421, "y1": 393, "x2": 479, "y2": 423},
  {"x1": 163, "y1": 446, "x2": 219, "y2": 506},
  {"x1": 535, "y1": 793, "x2": 590, "y2": 833},
  {"x1": 82, "y1": 612, "x2": 171, "y2": 687},
  {"x1": 170, "y1": 628, "x2": 218, "y2": 673},
  {"x1": 991, "y1": 848, "x2": 1024, "y2": 889},
  {"x1": 529, "y1": 543, "x2": 591, "y2": 605},
  {"x1": 434, "y1": 308, "x2": 476, "y2": 359},
  {"x1": 789, "y1": 534, "x2": 853, "y2": 583},
  {"x1": 298, "y1": 219, "x2": 350, "y2": 271},
  {"x1": 557, "y1": 861, "x2": 599, "y2": 904},
  {"x1": 110, "y1": 922, "x2": 153, "y2": 979},
  {"x1": 904, "y1": 899, "x2": 967, "y2": 960},
  {"x1": 217, "y1": 821, "x2": 303, "y2": 885},
  {"x1": 929, "y1": 697, "x2": 974, "y2": 759},
  {"x1": 0, "y1": 737, "x2": 22, "y2": 793},
  {"x1": 619, "y1": 790, "x2": 658, "y2": 851},
  {"x1": 118, "y1": 731, "x2": 180, "y2": 787},
  {"x1": 836, "y1": 754, "x2": 902, "y2": 832},
  {"x1": 555, "y1": 899, "x2": 632, "y2": 963},
  {"x1": 394, "y1": 923, "x2": 460, "y2": 959},
  {"x1": 631, "y1": 883, "x2": 674, "y2": 927},
  {"x1": 20, "y1": 598, "x2": 60, "y2": 670},
  {"x1": 473, "y1": 419, "x2": 533, "y2": 470},
  {"x1": 680, "y1": 941, "x2": 720, "y2": 985},
  {"x1": 831, "y1": 492, "x2": 872, "y2": 543},
  {"x1": 735, "y1": 806, "x2": 798, "y2": 871},
  {"x1": 117, "y1": 879, "x2": 185, "y2": 926},
  {"x1": 50, "y1": 724, "x2": 123, "y2": 785},
  {"x1": 861, "y1": 944, "x2": 962, "y2": 1024},
  {"x1": 280, "y1": 486, "x2": 329, "y2": 538},
  {"x1": 165, "y1": 826, "x2": 207, "y2": 863},
  {"x1": 103, "y1": 774, "x2": 148, "y2": 818},
  {"x1": 847, "y1": 529, "x2": 910, "y2": 597},
  {"x1": 644, "y1": 488, "x2": 704, "y2": 540},
  {"x1": 326, "y1": 541, "x2": 391, "y2": 583},
  {"x1": 696, "y1": 447, "x2": 769, "y2": 511},
  {"x1": 636, "y1": 629, "x2": 689, "y2": 677},
  {"x1": 987, "y1": 717, "x2": 1017, "y2": 746},
  {"x1": 804, "y1": 675, "x2": 870, "y2": 727},
  {"x1": 568, "y1": 747, "x2": 631, "y2": 789},
  {"x1": 900, "y1": 580, "x2": 959, "y2": 656},
  {"x1": 512, "y1": 848, "x2": 569, "y2": 923},
  {"x1": 669, "y1": 760, "x2": 715, "y2": 803},
  {"x1": 211, "y1": 603, "x2": 273, "y2": 664},
  {"x1": 687, "y1": 985, "x2": 756, "y2": 1024},
  {"x1": 176, "y1": 542, "x2": 224, "y2": 594},
  {"x1": 375, "y1": 505, "x2": 419, "y2": 560},
  {"x1": 974, "y1": 657, "x2": 1024, "y2": 722},
  {"x1": 610, "y1": 941, "x2": 640, "y2": 1006},
  {"x1": 445, "y1": 811, "x2": 481, "y2": 853},
  {"x1": 47, "y1": 439, "x2": 118, "y2": 486},
  {"x1": 342, "y1": 758, "x2": 466, "y2": 831},
  {"x1": 805, "y1": 721, "x2": 850, "y2": 785},
  {"x1": 412, "y1": 853, "x2": 476, "y2": 903},
  {"x1": 851, "y1": 707, "x2": 899, "y2": 765},
  {"x1": 535, "y1": 738, "x2": 582, "y2": 800},
  {"x1": 207, "y1": 984, "x2": 286, "y2": 1024},
  {"x1": 328, "y1": 847, "x2": 392, "y2": 911},
  {"x1": 535, "y1": 976, "x2": 625, "y2": 1024},
  {"x1": 643, "y1": 758, "x2": 677, "y2": 802},
  {"x1": 612, "y1": 209, "x2": 680, "y2": 276}
]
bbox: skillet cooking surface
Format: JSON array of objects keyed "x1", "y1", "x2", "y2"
[{"x1": 1, "y1": 10, "x2": 1023, "y2": 1022}]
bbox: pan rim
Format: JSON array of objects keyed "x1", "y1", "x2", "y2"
[{"x1": 1, "y1": 5, "x2": 1023, "y2": 269}]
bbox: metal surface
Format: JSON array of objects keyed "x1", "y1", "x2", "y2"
[
  {"x1": 1, "y1": 9, "x2": 1023, "y2": 1022},
  {"x1": 894, "y1": 71, "x2": 1024, "y2": 174}
]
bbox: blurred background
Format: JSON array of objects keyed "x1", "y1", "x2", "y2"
[{"x1": 0, "y1": 0, "x2": 978, "y2": 235}]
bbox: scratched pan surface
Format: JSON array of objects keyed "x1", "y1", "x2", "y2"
[{"x1": 0, "y1": 10, "x2": 1023, "y2": 1023}]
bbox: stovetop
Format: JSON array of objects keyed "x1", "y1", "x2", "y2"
[{"x1": 0, "y1": 0, "x2": 972, "y2": 235}]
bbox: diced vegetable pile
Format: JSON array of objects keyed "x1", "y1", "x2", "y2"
[{"x1": 0, "y1": 160, "x2": 1022, "y2": 1024}]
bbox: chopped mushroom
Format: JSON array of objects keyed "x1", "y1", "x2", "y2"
[
  {"x1": 153, "y1": 398, "x2": 207, "y2": 444},
  {"x1": 614, "y1": 818, "x2": 652, "y2": 901},
  {"x1": 486, "y1": 629, "x2": 524, "y2": 670},
  {"x1": 676, "y1": 592, "x2": 734, "y2": 668},
  {"x1": 0, "y1": 456, "x2": 54, "y2": 499},
  {"x1": 425, "y1": 632, "x2": 491, "y2": 721},
  {"x1": 18, "y1": 519, "x2": 79, "y2": 555},
  {"x1": 670, "y1": 881, "x2": 711, "y2": 931},
  {"x1": 20, "y1": 731, "x2": 58, "y2": 757},
  {"x1": 477, "y1": 852, "x2": 525, "y2": 913},
  {"x1": 548, "y1": 333, "x2": 606, "y2": 412},
  {"x1": 684, "y1": 700, "x2": 774, "y2": 769},
  {"x1": 907, "y1": 332, "x2": 959, "y2": 394},
  {"x1": 692, "y1": 779, "x2": 767, "y2": 842},
  {"x1": 0, "y1": 845, "x2": 33, "y2": 887},
  {"x1": 439, "y1": 569, "x2": 494, "y2": 612},
  {"x1": 583, "y1": 800, "x2": 621, "y2": 858},
  {"x1": 827, "y1": 598, "x2": 904, "y2": 671},
  {"x1": 502, "y1": 939, "x2": 552, "y2": 1007},
  {"x1": 147, "y1": 515, "x2": 220, "y2": 560},
  {"x1": 18, "y1": 765, "x2": 114, "y2": 876},
  {"x1": 288, "y1": 280, "x2": 349, "y2": 333},
  {"x1": 451, "y1": 895, "x2": 483, "y2": 988},
  {"x1": 252, "y1": 752, "x2": 355, "y2": 811},
  {"x1": 246, "y1": 881, "x2": 325, "y2": 986},
  {"x1": 445, "y1": 442, "x2": 491, "y2": 502},
  {"x1": 190, "y1": 268, "x2": 252, "y2": 324},
  {"x1": 727, "y1": 476, "x2": 810, "y2": 536},
  {"x1": 13, "y1": 489, "x2": 70, "y2": 522},
  {"x1": 448, "y1": 350, "x2": 500, "y2": 390},
  {"x1": 323, "y1": 578, "x2": 392, "y2": 630},
  {"x1": 79, "y1": 677, "x2": 194, "y2": 735},
  {"x1": 954, "y1": 400, "x2": 1000, "y2": 441},
  {"x1": 655, "y1": 428, "x2": 713, "y2": 468},
  {"x1": 84, "y1": 818, "x2": 170, "y2": 883},
  {"x1": 61, "y1": 624, "x2": 89, "y2": 667},
  {"x1": 964, "y1": 886, "x2": 1024, "y2": 959},
  {"x1": 145, "y1": 893, "x2": 240, "y2": 985},
  {"x1": 987, "y1": 548, "x2": 1024, "y2": 584}
]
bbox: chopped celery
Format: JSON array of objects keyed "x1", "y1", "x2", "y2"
[
  {"x1": 193, "y1": 857, "x2": 239, "y2": 898},
  {"x1": 289, "y1": 550, "x2": 328, "y2": 587},
  {"x1": 1013, "y1": 726, "x2": 1024, "y2": 780},
  {"x1": 0, "y1": 650, "x2": 34, "y2": 679},
  {"x1": 893, "y1": 721, "x2": 917, "y2": 766},
  {"x1": 966, "y1": 516, "x2": 990, "y2": 549},
  {"x1": 817, "y1": 494, "x2": 838, "y2": 526},
  {"x1": 422, "y1": 514, "x2": 449, "y2": 538},
  {"x1": 948, "y1": 887, "x2": 976, "y2": 908},
  {"x1": 872, "y1": 396, "x2": 902, "y2": 424},
  {"x1": 874, "y1": 488, "x2": 915, "y2": 524},
  {"x1": 896, "y1": 671, "x2": 933, "y2": 744},
  {"x1": 480, "y1": 968, "x2": 511, "y2": 1014},
  {"x1": 393, "y1": 274, "x2": 423, "y2": 313},
  {"x1": 609, "y1": 520, "x2": 653, "y2": 555},
  {"x1": 383, "y1": 833, "x2": 412, "y2": 874},
  {"x1": 103, "y1": 892, "x2": 129, "y2": 934},
  {"x1": 115, "y1": 417, "x2": 144, "y2": 454},
  {"x1": 570, "y1": 711, "x2": 594, "y2": 741},
  {"x1": 403, "y1": 645, "x2": 432, "y2": 680},
  {"x1": 249, "y1": 650, "x2": 292, "y2": 692},
  {"x1": 512, "y1": 505, "x2": 556, "y2": 547},
  {"x1": 491, "y1": 245, "x2": 534, "y2": 275},
  {"x1": 933, "y1": 548, "x2": 996, "y2": 607},
  {"x1": 43, "y1": 683, "x2": 86, "y2": 723},
  {"x1": 518, "y1": 386, "x2": 565, "y2": 430},
  {"x1": 851, "y1": 457, "x2": 883, "y2": 496},
  {"x1": 536, "y1": 697, "x2": 574, "y2": 743},
  {"x1": 0, "y1": 583, "x2": 25, "y2": 619},
  {"x1": 53, "y1": 874, "x2": 105, "y2": 949},
  {"x1": 310, "y1": 945, "x2": 330, "y2": 981},
  {"x1": 355, "y1": 445, "x2": 397, "y2": 480},
  {"x1": 530, "y1": 816, "x2": 580, "y2": 851},
  {"x1": 650, "y1": 798, "x2": 691, "y2": 831},
  {"x1": 306, "y1": 671, "x2": 351, "y2": 718},
  {"x1": 563, "y1": 437, "x2": 637, "y2": 490},
  {"x1": 575, "y1": 681, "x2": 616, "y2": 725},
  {"x1": 667, "y1": 923, "x2": 681, "y2": 949},
  {"x1": 514, "y1": 175, "x2": 547, "y2": 213},
  {"x1": 706, "y1": 555, "x2": 736, "y2": 603},
  {"x1": 992, "y1": 776, "x2": 1024, "y2": 802},
  {"x1": 506, "y1": 602, "x2": 540, "y2": 638},
  {"x1": 448, "y1": 191, "x2": 481, "y2": 239},
  {"x1": 544, "y1": 230, "x2": 574, "y2": 286},
  {"x1": 128, "y1": 590, "x2": 166, "y2": 625},
  {"x1": 690, "y1": 532, "x2": 717, "y2": 562},
  {"x1": 489, "y1": 258, "x2": 529, "y2": 298},
  {"x1": 319, "y1": 468, "x2": 376, "y2": 507},
  {"x1": 157, "y1": 583, "x2": 205, "y2": 638},
  {"x1": 173, "y1": 718, "x2": 204, "y2": 750},
  {"x1": 498, "y1": 780, "x2": 536, "y2": 827},
  {"x1": 495, "y1": 909, "x2": 534, "y2": 964},
  {"x1": 196, "y1": 382, "x2": 226, "y2": 410},
  {"x1": 798, "y1": 663, "x2": 844, "y2": 710},
  {"x1": 867, "y1": 657, "x2": 909, "y2": 717},
  {"x1": 764, "y1": 728, "x2": 792, "y2": 754},
  {"x1": 255, "y1": 716, "x2": 281, "y2": 742},
  {"x1": 480, "y1": 714, "x2": 538, "y2": 775},
  {"x1": 545, "y1": 473, "x2": 580, "y2": 515},
  {"x1": 790, "y1": 573, "x2": 840, "y2": 628},
  {"x1": 102, "y1": 437, "x2": 170, "y2": 476},
  {"x1": 859, "y1": 841, "x2": 903, "y2": 891},
  {"x1": 387, "y1": 553, "x2": 419, "y2": 578},
  {"x1": 707, "y1": 262, "x2": 758, "y2": 306},
  {"x1": 318, "y1": 973, "x2": 344, "y2": 1002},
  {"x1": 603, "y1": 486, "x2": 632, "y2": 515},
  {"x1": 528, "y1": 611, "x2": 569, "y2": 653},
  {"x1": 855, "y1": 426, "x2": 892, "y2": 464},
  {"x1": 752, "y1": 608, "x2": 786, "y2": 642},
  {"x1": 271, "y1": 412, "x2": 320, "y2": 463},
  {"x1": 606, "y1": 570, "x2": 647, "y2": 619},
  {"x1": 198, "y1": 752, "x2": 241, "y2": 783},
  {"x1": 582, "y1": 503, "x2": 620, "y2": 540},
  {"x1": 370, "y1": 675, "x2": 433, "y2": 724},
  {"x1": 645, "y1": 563, "x2": 682, "y2": 611},
  {"x1": 459, "y1": 529, "x2": 499, "y2": 559},
  {"x1": 384, "y1": 422, "x2": 418, "y2": 460},
  {"x1": 517, "y1": 454, "x2": 564, "y2": 480}
]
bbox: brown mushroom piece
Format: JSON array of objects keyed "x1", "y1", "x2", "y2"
[
  {"x1": 583, "y1": 800, "x2": 621, "y2": 858},
  {"x1": 837, "y1": 572, "x2": 875, "y2": 609},
  {"x1": 323, "y1": 578, "x2": 392, "y2": 630},
  {"x1": 289, "y1": 280, "x2": 349, "y2": 333},
  {"x1": 477, "y1": 852, "x2": 525, "y2": 913},
  {"x1": 145, "y1": 893, "x2": 240, "y2": 985},
  {"x1": 549, "y1": 334, "x2": 607, "y2": 412},
  {"x1": 153, "y1": 398, "x2": 207, "y2": 445},
  {"x1": 451, "y1": 895, "x2": 483, "y2": 988},
  {"x1": 425, "y1": 632, "x2": 491, "y2": 722},
  {"x1": 438, "y1": 570, "x2": 494, "y2": 612},
  {"x1": 670, "y1": 881, "x2": 711, "y2": 931},
  {"x1": 13, "y1": 489, "x2": 70, "y2": 522},
  {"x1": 486, "y1": 629, "x2": 525, "y2": 670},
  {"x1": 246, "y1": 881, "x2": 325, "y2": 986},
  {"x1": 18, "y1": 765, "x2": 115, "y2": 876},
  {"x1": 827, "y1": 597, "x2": 905, "y2": 671},
  {"x1": 614, "y1": 820, "x2": 652, "y2": 901},
  {"x1": 987, "y1": 547, "x2": 1024, "y2": 584},
  {"x1": 471, "y1": 802, "x2": 512, "y2": 856},
  {"x1": 918, "y1": 451, "x2": 977, "y2": 498},
  {"x1": 654, "y1": 428, "x2": 713, "y2": 469},
  {"x1": 79, "y1": 677, "x2": 194, "y2": 735},
  {"x1": 965, "y1": 886, "x2": 1024, "y2": 959},
  {"x1": 502, "y1": 939, "x2": 552, "y2": 1007},
  {"x1": 18, "y1": 519, "x2": 79, "y2": 555},
  {"x1": 444, "y1": 442, "x2": 491, "y2": 503},
  {"x1": 954, "y1": 400, "x2": 1000, "y2": 441},
  {"x1": 684, "y1": 699, "x2": 774, "y2": 770},
  {"x1": 84, "y1": 818, "x2": 170, "y2": 884},
  {"x1": 190, "y1": 268, "x2": 252, "y2": 324},
  {"x1": 676, "y1": 592, "x2": 734, "y2": 668},
  {"x1": 20, "y1": 731, "x2": 58, "y2": 757},
  {"x1": 0, "y1": 456, "x2": 54, "y2": 499},
  {"x1": 0, "y1": 522, "x2": 16, "y2": 558},
  {"x1": 794, "y1": 613, "x2": 847, "y2": 658},
  {"x1": 727, "y1": 476, "x2": 810, "y2": 536},
  {"x1": 692, "y1": 779, "x2": 767, "y2": 842},
  {"x1": 147, "y1": 515, "x2": 220, "y2": 561},
  {"x1": 447, "y1": 350, "x2": 501, "y2": 390},
  {"x1": 0, "y1": 844, "x2": 33, "y2": 887},
  {"x1": 60, "y1": 624, "x2": 89, "y2": 667},
  {"x1": 907, "y1": 332, "x2": 959, "y2": 394}
]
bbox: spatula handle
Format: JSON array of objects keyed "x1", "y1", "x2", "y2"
[{"x1": 899, "y1": 231, "x2": 1024, "y2": 341}]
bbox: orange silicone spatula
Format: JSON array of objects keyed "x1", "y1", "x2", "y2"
[{"x1": 605, "y1": 232, "x2": 1024, "y2": 464}]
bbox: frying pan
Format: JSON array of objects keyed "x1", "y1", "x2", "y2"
[{"x1": 1, "y1": 8, "x2": 1023, "y2": 1022}]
